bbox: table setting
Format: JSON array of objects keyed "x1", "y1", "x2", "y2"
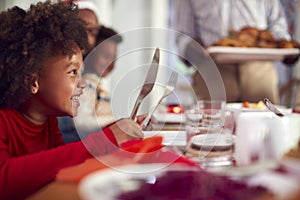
[
  {"x1": 28, "y1": 97, "x2": 300, "y2": 200},
  {"x1": 28, "y1": 48, "x2": 300, "y2": 200}
]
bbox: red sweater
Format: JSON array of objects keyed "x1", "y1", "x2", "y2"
[{"x1": 0, "y1": 109, "x2": 119, "y2": 199}]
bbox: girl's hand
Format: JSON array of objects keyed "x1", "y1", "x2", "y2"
[
  {"x1": 109, "y1": 118, "x2": 143, "y2": 146},
  {"x1": 135, "y1": 113, "x2": 158, "y2": 131}
]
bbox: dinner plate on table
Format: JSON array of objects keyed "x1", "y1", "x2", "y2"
[
  {"x1": 143, "y1": 130, "x2": 187, "y2": 146},
  {"x1": 78, "y1": 163, "x2": 191, "y2": 200},
  {"x1": 226, "y1": 102, "x2": 292, "y2": 114},
  {"x1": 78, "y1": 162, "x2": 281, "y2": 200},
  {"x1": 154, "y1": 112, "x2": 185, "y2": 124}
]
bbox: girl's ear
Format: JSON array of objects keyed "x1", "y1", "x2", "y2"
[{"x1": 31, "y1": 74, "x2": 39, "y2": 94}]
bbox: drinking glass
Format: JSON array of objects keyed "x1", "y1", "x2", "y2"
[
  {"x1": 184, "y1": 100, "x2": 235, "y2": 167},
  {"x1": 198, "y1": 100, "x2": 226, "y2": 127}
]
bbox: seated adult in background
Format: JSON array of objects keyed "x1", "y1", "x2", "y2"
[
  {"x1": 77, "y1": 26, "x2": 123, "y2": 132},
  {"x1": 0, "y1": 2, "x2": 145, "y2": 199},
  {"x1": 172, "y1": 0, "x2": 298, "y2": 104},
  {"x1": 76, "y1": 0, "x2": 101, "y2": 56}
]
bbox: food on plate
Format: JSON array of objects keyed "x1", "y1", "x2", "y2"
[
  {"x1": 243, "y1": 101, "x2": 251, "y2": 108},
  {"x1": 277, "y1": 39, "x2": 300, "y2": 49},
  {"x1": 118, "y1": 170, "x2": 272, "y2": 200},
  {"x1": 212, "y1": 26, "x2": 298, "y2": 49},
  {"x1": 237, "y1": 27, "x2": 262, "y2": 47},
  {"x1": 213, "y1": 37, "x2": 244, "y2": 47},
  {"x1": 257, "y1": 30, "x2": 277, "y2": 48},
  {"x1": 243, "y1": 101, "x2": 266, "y2": 109}
]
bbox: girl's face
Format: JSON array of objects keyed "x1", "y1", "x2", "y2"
[{"x1": 36, "y1": 48, "x2": 86, "y2": 117}]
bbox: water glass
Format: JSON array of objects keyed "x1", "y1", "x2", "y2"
[
  {"x1": 184, "y1": 109, "x2": 203, "y2": 141},
  {"x1": 197, "y1": 100, "x2": 226, "y2": 127},
  {"x1": 184, "y1": 101, "x2": 235, "y2": 167}
]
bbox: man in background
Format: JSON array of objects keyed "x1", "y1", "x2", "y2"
[{"x1": 172, "y1": 0, "x2": 295, "y2": 104}]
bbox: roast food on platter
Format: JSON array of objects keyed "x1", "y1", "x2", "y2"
[{"x1": 213, "y1": 27, "x2": 299, "y2": 49}]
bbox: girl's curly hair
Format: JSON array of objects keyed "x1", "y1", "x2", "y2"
[{"x1": 0, "y1": 1, "x2": 88, "y2": 109}]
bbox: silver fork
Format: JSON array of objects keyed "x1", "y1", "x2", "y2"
[{"x1": 142, "y1": 71, "x2": 178, "y2": 128}]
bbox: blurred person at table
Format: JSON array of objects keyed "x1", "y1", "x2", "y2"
[
  {"x1": 59, "y1": 26, "x2": 123, "y2": 142},
  {"x1": 0, "y1": 1, "x2": 146, "y2": 199},
  {"x1": 76, "y1": 0, "x2": 101, "y2": 56},
  {"x1": 172, "y1": 0, "x2": 298, "y2": 104},
  {"x1": 77, "y1": 26, "x2": 123, "y2": 131}
]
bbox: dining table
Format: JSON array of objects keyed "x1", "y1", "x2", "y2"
[
  {"x1": 27, "y1": 136, "x2": 199, "y2": 200},
  {"x1": 27, "y1": 110, "x2": 300, "y2": 200}
]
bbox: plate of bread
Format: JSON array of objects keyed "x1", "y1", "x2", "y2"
[{"x1": 207, "y1": 27, "x2": 299, "y2": 63}]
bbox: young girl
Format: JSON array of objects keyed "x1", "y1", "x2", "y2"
[
  {"x1": 58, "y1": 26, "x2": 124, "y2": 143},
  {"x1": 0, "y1": 1, "x2": 144, "y2": 199}
]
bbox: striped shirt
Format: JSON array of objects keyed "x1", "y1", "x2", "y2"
[{"x1": 172, "y1": 0, "x2": 291, "y2": 53}]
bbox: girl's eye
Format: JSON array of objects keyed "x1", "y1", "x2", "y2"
[{"x1": 69, "y1": 69, "x2": 77, "y2": 75}]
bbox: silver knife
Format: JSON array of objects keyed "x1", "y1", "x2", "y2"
[{"x1": 130, "y1": 48, "x2": 160, "y2": 119}]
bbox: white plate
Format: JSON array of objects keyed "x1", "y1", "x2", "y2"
[
  {"x1": 143, "y1": 130, "x2": 187, "y2": 146},
  {"x1": 78, "y1": 162, "x2": 296, "y2": 200},
  {"x1": 207, "y1": 46, "x2": 299, "y2": 63},
  {"x1": 154, "y1": 113, "x2": 185, "y2": 124},
  {"x1": 207, "y1": 161, "x2": 278, "y2": 178},
  {"x1": 191, "y1": 133, "x2": 233, "y2": 147},
  {"x1": 226, "y1": 102, "x2": 292, "y2": 114},
  {"x1": 226, "y1": 102, "x2": 266, "y2": 112},
  {"x1": 78, "y1": 163, "x2": 192, "y2": 200}
]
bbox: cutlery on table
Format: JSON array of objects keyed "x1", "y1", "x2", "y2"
[
  {"x1": 130, "y1": 48, "x2": 160, "y2": 119},
  {"x1": 263, "y1": 98, "x2": 285, "y2": 117},
  {"x1": 142, "y1": 71, "x2": 178, "y2": 129}
]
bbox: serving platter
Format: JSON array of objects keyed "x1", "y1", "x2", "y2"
[{"x1": 207, "y1": 46, "x2": 299, "y2": 63}]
